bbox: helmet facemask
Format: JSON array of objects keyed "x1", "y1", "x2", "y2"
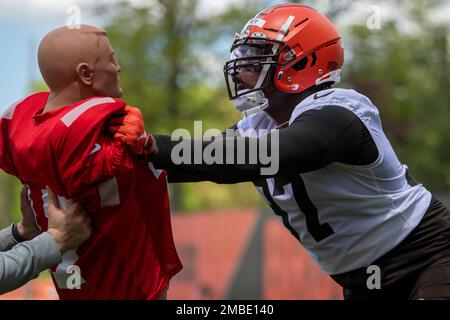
[
  {"x1": 224, "y1": 37, "x2": 289, "y2": 116},
  {"x1": 224, "y1": 5, "x2": 344, "y2": 116}
]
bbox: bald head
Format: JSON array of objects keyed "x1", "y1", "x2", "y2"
[{"x1": 38, "y1": 25, "x2": 120, "y2": 98}]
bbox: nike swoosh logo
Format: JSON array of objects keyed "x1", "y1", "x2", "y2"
[
  {"x1": 89, "y1": 143, "x2": 102, "y2": 155},
  {"x1": 314, "y1": 91, "x2": 334, "y2": 100}
]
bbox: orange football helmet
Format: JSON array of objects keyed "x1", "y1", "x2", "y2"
[{"x1": 224, "y1": 4, "x2": 344, "y2": 105}]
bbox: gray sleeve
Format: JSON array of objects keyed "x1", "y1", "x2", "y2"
[
  {"x1": 0, "y1": 232, "x2": 62, "y2": 294},
  {"x1": 0, "y1": 225, "x2": 19, "y2": 252}
]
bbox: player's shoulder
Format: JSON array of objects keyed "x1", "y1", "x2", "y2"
[
  {"x1": 58, "y1": 96, "x2": 126, "y2": 128},
  {"x1": 302, "y1": 88, "x2": 364, "y2": 107},
  {"x1": 289, "y1": 88, "x2": 374, "y2": 124},
  {"x1": 1, "y1": 92, "x2": 49, "y2": 120}
]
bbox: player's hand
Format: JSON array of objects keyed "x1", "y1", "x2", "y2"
[
  {"x1": 17, "y1": 186, "x2": 41, "y2": 240},
  {"x1": 107, "y1": 106, "x2": 155, "y2": 157},
  {"x1": 46, "y1": 187, "x2": 92, "y2": 254}
]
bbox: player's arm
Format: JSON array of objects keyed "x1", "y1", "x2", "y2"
[
  {"x1": 153, "y1": 106, "x2": 377, "y2": 183},
  {"x1": 108, "y1": 111, "x2": 240, "y2": 183},
  {"x1": 163, "y1": 123, "x2": 239, "y2": 183},
  {"x1": 109, "y1": 106, "x2": 377, "y2": 183}
]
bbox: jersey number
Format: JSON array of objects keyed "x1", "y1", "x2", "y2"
[{"x1": 257, "y1": 176, "x2": 334, "y2": 242}]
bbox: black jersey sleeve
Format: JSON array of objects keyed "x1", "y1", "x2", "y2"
[{"x1": 153, "y1": 106, "x2": 378, "y2": 184}]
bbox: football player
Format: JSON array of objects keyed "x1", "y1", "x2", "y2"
[
  {"x1": 110, "y1": 4, "x2": 450, "y2": 299},
  {"x1": 0, "y1": 25, "x2": 181, "y2": 299}
]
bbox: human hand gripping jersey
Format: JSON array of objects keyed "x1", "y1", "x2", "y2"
[{"x1": 0, "y1": 93, "x2": 182, "y2": 299}]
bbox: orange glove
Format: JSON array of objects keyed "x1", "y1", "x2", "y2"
[{"x1": 107, "y1": 106, "x2": 154, "y2": 157}]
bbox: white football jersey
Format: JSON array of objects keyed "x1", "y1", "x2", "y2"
[{"x1": 236, "y1": 88, "x2": 432, "y2": 275}]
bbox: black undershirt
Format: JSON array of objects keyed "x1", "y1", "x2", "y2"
[
  {"x1": 151, "y1": 105, "x2": 378, "y2": 183},
  {"x1": 151, "y1": 105, "x2": 450, "y2": 292}
]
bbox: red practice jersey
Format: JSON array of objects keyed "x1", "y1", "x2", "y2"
[{"x1": 0, "y1": 93, "x2": 182, "y2": 299}]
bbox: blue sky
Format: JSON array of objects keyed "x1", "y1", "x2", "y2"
[
  {"x1": 0, "y1": 0, "x2": 105, "y2": 112},
  {"x1": 0, "y1": 22, "x2": 30, "y2": 110}
]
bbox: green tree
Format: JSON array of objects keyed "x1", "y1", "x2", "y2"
[
  {"x1": 343, "y1": 1, "x2": 450, "y2": 191},
  {"x1": 0, "y1": 174, "x2": 17, "y2": 228},
  {"x1": 95, "y1": 0, "x2": 267, "y2": 210}
]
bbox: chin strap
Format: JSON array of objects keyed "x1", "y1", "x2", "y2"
[
  {"x1": 233, "y1": 89, "x2": 269, "y2": 116},
  {"x1": 242, "y1": 99, "x2": 269, "y2": 117}
]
